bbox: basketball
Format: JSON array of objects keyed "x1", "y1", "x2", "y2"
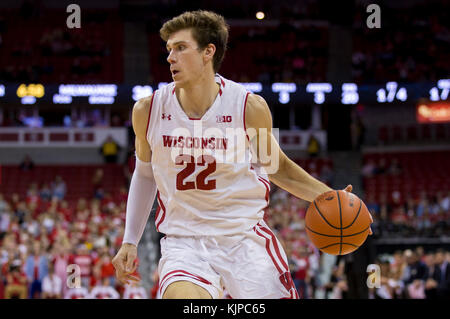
[{"x1": 305, "y1": 190, "x2": 372, "y2": 255}]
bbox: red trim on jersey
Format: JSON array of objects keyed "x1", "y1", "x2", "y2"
[
  {"x1": 281, "y1": 289, "x2": 300, "y2": 299},
  {"x1": 243, "y1": 92, "x2": 251, "y2": 142},
  {"x1": 154, "y1": 206, "x2": 161, "y2": 224},
  {"x1": 258, "y1": 175, "x2": 270, "y2": 186},
  {"x1": 145, "y1": 94, "x2": 155, "y2": 138},
  {"x1": 159, "y1": 269, "x2": 212, "y2": 295},
  {"x1": 258, "y1": 177, "x2": 270, "y2": 203},
  {"x1": 155, "y1": 192, "x2": 166, "y2": 232},
  {"x1": 220, "y1": 77, "x2": 225, "y2": 87},
  {"x1": 172, "y1": 87, "x2": 176, "y2": 95},
  {"x1": 259, "y1": 225, "x2": 289, "y2": 271},
  {"x1": 254, "y1": 223, "x2": 299, "y2": 299},
  {"x1": 257, "y1": 176, "x2": 270, "y2": 189},
  {"x1": 254, "y1": 226, "x2": 283, "y2": 274}
]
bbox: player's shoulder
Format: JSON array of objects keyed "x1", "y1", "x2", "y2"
[
  {"x1": 247, "y1": 93, "x2": 267, "y2": 107},
  {"x1": 245, "y1": 93, "x2": 272, "y2": 129},
  {"x1": 133, "y1": 81, "x2": 175, "y2": 112},
  {"x1": 132, "y1": 94, "x2": 154, "y2": 133},
  {"x1": 133, "y1": 94, "x2": 154, "y2": 115},
  {"x1": 219, "y1": 76, "x2": 268, "y2": 113},
  {"x1": 246, "y1": 93, "x2": 269, "y2": 113}
]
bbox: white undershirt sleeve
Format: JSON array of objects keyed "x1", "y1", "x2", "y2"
[{"x1": 122, "y1": 155, "x2": 157, "y2": 246}]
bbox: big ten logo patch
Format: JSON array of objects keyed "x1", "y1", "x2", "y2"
[{"x1": 216, "y1": 115, "x2": 232, "y2": 123}]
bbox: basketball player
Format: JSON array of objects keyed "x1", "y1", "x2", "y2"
[{"x1": 112, "y1": 10, "x2": 369, "y2": 299}]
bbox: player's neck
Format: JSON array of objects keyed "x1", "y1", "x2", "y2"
[{"x1": 176, "y1": 72, "x2": 220, "y2": 119}]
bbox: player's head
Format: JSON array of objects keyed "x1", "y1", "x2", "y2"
[{"x1": 160, "y1": 10, "x2": 229, "y2": 87}]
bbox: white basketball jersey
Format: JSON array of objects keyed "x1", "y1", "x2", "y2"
[{"x1": 146, "y1": 74, "x2": 269, "y2": 236}]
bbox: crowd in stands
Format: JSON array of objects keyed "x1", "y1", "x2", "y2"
[
  {"x1": 1, "y1": 153, "x2": 448, "y2": 298},
  {"x1": 0, "y1": 1, "x2": 122, "y2": 83},
  {"x1": 0, "y1": 175, "x2": 148, "y2": 299},
  {"x1": 148, "y1": 17, "x2": 329, "y2": 84},
  {"x1": 1, "y1": 0, "x2": 447, "y2": 85},
  {"x1": 146, "y1": 0, "x2": 449, "y2": 84},
  {"x1": 371, "y1": 247, "x2": 450, "y2": 299},
  {"x1": 144, "y1": 0, "x2": 327, "y2": 27},
  {"x1": 225, "y1": 22, "x2": 329, "y2": 84},
  {"x1": 266, "y1": 185, "x2": 450, "y2": 299},
  {"x1": 352, "y1": 2, "x2": 449, "y2": 84},
  {"x1": 361, "y1": 156, "x2": 450, "y2": 238}
]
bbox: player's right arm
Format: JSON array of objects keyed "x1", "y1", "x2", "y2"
[
  {"x1": 112, "y1": 95, "x2": 156, "y2": 285},
  {"x1": 133, "y1": 96, "x2": 153, "y2": 162}
]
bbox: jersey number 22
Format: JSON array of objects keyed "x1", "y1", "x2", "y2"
[{"x1": 175, "y1": 154, "x2": 216, "y2": 190}]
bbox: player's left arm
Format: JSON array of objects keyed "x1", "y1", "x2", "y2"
[{"x1": 245, "y1": 94, "x2": 351, "y2": 202}]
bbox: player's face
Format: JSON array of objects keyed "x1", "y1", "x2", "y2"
[{"x1": 166, "y1": 29, "x2": 207, "y2": 88}]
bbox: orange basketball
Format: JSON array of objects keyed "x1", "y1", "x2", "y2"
[{"x1": 305, "y1": 190, "x2": 372, "y2": 255}]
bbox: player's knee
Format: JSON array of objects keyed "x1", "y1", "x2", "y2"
[{"x1": 163, "y1": 281, "x2": 212, "y2": 299}]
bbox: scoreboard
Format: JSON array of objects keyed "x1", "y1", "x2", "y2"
[{"x1": 0, "y1": 79, "x2": 448, "y2": 106}]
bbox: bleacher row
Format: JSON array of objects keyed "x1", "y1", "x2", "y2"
[
  {"x1": 377, "y1": 123, "x2": 450, "y2": 145},
  {"x1": 1, "y1": 150, "x2": 448, "y2": 206},
  {"x1": 0, "y1": 164, "x2": 126, "y2": 204},
  {"x1": 0, "y1": 8, "x2": 123, "y2": 83},
  {"x1": 362, "y1": 150, "x2": 450, "y2": 202},
  {"x1": 148, "y1": 24, "x2": 330, "y2": 83},
  {"x1": 0, "y1": 5, "x2": 329, "y2": 85}
]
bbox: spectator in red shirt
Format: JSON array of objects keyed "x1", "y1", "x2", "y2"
[
  {"x1": 26, "y1": 183, "x2": 41, "y2": 208},
  {"x1": 292, "y1": 246, "x2": 310, "y2": 299},
  {"x1": 116, "y1": 186, "x2": 128, "y2": 205},
  {"x1": 70, "y1": 244, "x2": 93, "y2": 288},
  {"x1": 95, "y1": 252, "x2": 116, "y2": 287},
  {"x1": 149, "y1": 269, "x2": 159, "y2": 299},
  {"x1": 58, "y1": 200, "x2": 73, "y2": 222},
  {"x1": 391, "y1": 207, "x2": 408, "y2": 225}
]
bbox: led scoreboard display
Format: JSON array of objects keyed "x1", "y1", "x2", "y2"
[{"x1": 0, "y1": 80, "x2": 448, "y2": 106}]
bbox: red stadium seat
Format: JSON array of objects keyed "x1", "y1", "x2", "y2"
[
  {"x1": 378, "y1": 126, "x2": 389, "y2": 144},
  {"x1": 436, "y1": 124, "x2": 447, "y2": 141},
  {"x1": 392, "y1": 125, "x2": 404, "y2": 143},
  {"x1": 406, "y1": 125, "x2": 418, "y2": 141},
  {"x1": 420, "y1": 124, "x2": 432, "y2": 140}
]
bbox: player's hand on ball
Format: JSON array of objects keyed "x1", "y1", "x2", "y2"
[
  {"x1": 343, "y1": 184, "x2": 353, "y2": 193},
  {"x1": 112, "y1": 243, "x2": 140, "y2": 285},
  {"x1": 342, "y1": 184, "x2": 373, "y2": 235}
]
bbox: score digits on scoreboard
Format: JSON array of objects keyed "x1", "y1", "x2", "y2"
[
  {"x1": 16, "y1": 83, "x2": 45, "y2": 105},
  {"x1": 376, "y1": 81, "x2": 407, "y2": 103}
]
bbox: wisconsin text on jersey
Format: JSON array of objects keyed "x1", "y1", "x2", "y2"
[{"x1": 162, "y1": 135, "x2": 228, "y2": 150}]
